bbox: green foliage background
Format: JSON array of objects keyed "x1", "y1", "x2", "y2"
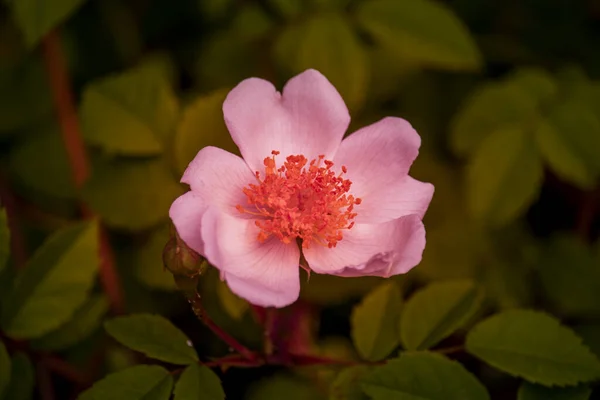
[{"x1": 1, "y1": 0, "x2": 600, "y2": 399}]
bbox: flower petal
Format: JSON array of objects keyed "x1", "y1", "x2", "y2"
[
  {"x1": 201, "y1": 208, "x2": 301, "y2": 307},
  {"x1": 334, "y1": 117, "x2": 433, "y2": 223},
  {"x1": 181, "y1": 146, "x2": 255, "y2": 215},
  {"x1": 223, "y1": 69, "x2": 350, "y2": 173},
  {"x1": 169, "y1": 191, "x2": 206, "y2": 254},
  {"x1": 303, "y1": 215, "x2": 425, "y2": 278}
]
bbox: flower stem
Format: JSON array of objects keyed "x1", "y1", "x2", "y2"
[
  {"x1": 40, "y1": 30, "x2": 125, "y2": 315},
  {"x1": 188, "y1": 292, "x2": 258, "y2": 361}
]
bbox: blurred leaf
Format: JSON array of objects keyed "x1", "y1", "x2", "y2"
[
  {"x1": 173, "y1": 364, "x2": 224, "y2": 400},
  {"x1": 0, "y1": 209, "x2": 8, "y2": 273},
  {"x1": 32, "y1": 295, "x2": 109, "y2": 351},
  {"x1": 133, "y1": 224, "x2": 176, "y2": 291},
  {"x1": 104, "y1": 314, "x2": 198, "y2": 365},
  {"x1": 197, "y1": 0, "x2": 234, "y2": 21},
  {"x1": 267, "y1": 0, "x2": 303, "y2": 19},
  {"x1": 10, "y1": 0, "x2": 87, "y2": 47},
  {"x1": 330, "y1": 366, "x2": 370, "y2": 400},
  {"x1": 82, "y1": 157, "x2": 183, "y2": 231},
  {"x1": 274, "y1": 14, "x2": 368, "y2": 111},
  {"x1": 351, "y1": 282, "x2": 402, "y2": 361},
  {"x1": 361, "y1": 352, "x2": 490, "y2": 400},
  {"x1": 400, "y1": 280, "x2": 483, "y2": 350},
  {"x1": 465, "y1": 310, "x2": 600, "y2": 386},
  {"x1": 538, "y1": 235, "x2": 600, "y2": 318},
  {"x1": 79, "y1": 365, "x2": 173, "y2": 400},
  {"x1": 247, "y1": 374, "x2": 326, "y2": 400},
  {"x1": 231, "y1": 5, "x2": 273, "y2": 42},
  {"x1": 356, "y1": 0, "x2": 481, "y2": 71},
  {"x1": 9, "y1": 129, "x2": 76, "y2": 201},
  {"x1": 174, "y1": 89, "x2": 238, "y2": 175},
  {"x1": 535, "y1": 118, "x2": 596, "y2": 189},
  {"x1": 216, "y1": 279, "x2": 248, "y2": 320},
  {"x1": 0, "y1": 340, "x2": 9, "y2": 398},
  {"x1": 1, "y1": 221, "x2": 99, "y2": 339},
  {"x1": 574, "y1": 324, "x2": 600, "y2": 359},
  {"x1": 542, "y1": 99, "x2": 600, "y2": 182},
  {"x1": 509, "y1": 67, "x2": 558, "y2": 104},
  {"x1": 0, "y1": 57, "x2": 53, "y2": 134},
  {"x1": 81, "y1": 65, "x2": 179, "y2": 156},
  {"x1": 2, "y1": 353, "x2": 33, "y2": 400},
  {"x1": 481, "y1": 258, "x2": 532, "y2": 310},
  {"x1": 466, "y1": 127, "x2": 543, "y2": 227},
  {"x1": 518, "y1": 382, "x2": 591, "y2": 400},
  {"x1": 450, "y1": 82, "x2": 537, "y2": 157},
  {"x1": 300, "y1": 274, "x2": 381, "y2": 305}
]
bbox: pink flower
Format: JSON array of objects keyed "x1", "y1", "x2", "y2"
[{"x1": 169, "y1": 70, "x2": 434, "y2": 308}]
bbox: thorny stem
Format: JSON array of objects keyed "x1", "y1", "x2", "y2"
[
  {"x1": 41, "y1": 30, "x2": 125, "y2": 315},
  {"x1": 188, "y1": 292, "x2": 258, "y2": 361}
]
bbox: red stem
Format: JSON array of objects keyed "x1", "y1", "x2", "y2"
[
  {"x1": 40, "y1": 30, "x2": 125, "y2": 315},
  {"x1": 189, "y1": 293, "x2": 258, "y2": 361}
]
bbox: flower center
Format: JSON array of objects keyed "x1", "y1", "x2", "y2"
[{"x1": 236, "y1": 150, "x2": 361, "y2": 249}]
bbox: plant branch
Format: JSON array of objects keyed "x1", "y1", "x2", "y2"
[
  {"x1": 188, "y1": 292, "x2": 258, "y2": 361},
  {"x1": 40, "y1": 29, "x2": 125, "y2": 315}
]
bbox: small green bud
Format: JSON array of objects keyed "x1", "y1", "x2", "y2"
[{"x1": 162, "y1": 232, "x2": 207, "y2": 277}]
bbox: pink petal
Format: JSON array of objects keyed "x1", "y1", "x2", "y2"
[
  {"x1": 181, "y1": 146, "x2": 255, "y2": 215},
  {"x1": 201, "y1": 208, "x2": 301, "y2": 308},
  {"x1": 334, "y1": 117, "x2": 433, "y2": 223},
  {"x1": 169, "y1": 192, "x2": 206, "y2": 254},
  {"x1": 303, "y1": 215, "x2": 425, "y2": 278},
  {"x1": 223, "y1": 69, "x2": 350, "y2": 173}
]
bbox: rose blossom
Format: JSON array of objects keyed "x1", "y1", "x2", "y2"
[{"x1": 169, "y1": 69, "x2": 434, "y2": 308}]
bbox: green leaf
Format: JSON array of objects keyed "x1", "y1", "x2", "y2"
[
  {"x1": 535, "y1": 117, "x2": 596, "y2": 189},
  {"x1": 574, "y1": 324, "x2": 600, "y2": 359},
  {"x1": 0, "y1": 209, "x2": 9, "y2": 273},
  {"x1": 518, "y1": 383, "x2": 591, "y2": 400},
  {"x1": 356, "y1": 0, "x2": 481, "y2": 71},
  {"x1": 104, "y1": 314, "x2": 198, "y2": 365},
  {"x1": 275, "y1": 14, "x2": 368, "y2": 111},
  {"x1": 0, "y1": 340, "x2": 9, "y2": 398},
  {"x1": 0, "y1": 57, "x2": 53, "y2": 134},
  {"x1": 466, "y1": 127, "x2": 543, "y2": 227},
  {"x1": 173, "y1": 89, "x2": 238, "y2": 175},
  {"x1": 9, "y1": 129, "x2": 77, "y2": 201},
  {"x1": 133, "y1": 224, "x2": 176, "y2": 291},
  {"x1": 465, "y1": 310, "x2": 600, "y2": 386},
  {"x1": 32, "y1": 295, "x2": 109, "y2": 351},
  {"x1": 361, "y1": 352, "x2": 490, "y2": 400},
  {"x1": 400, "y1": 280, "x2": 483, "y2": 350},
  {"x1": 10, "y1": 0, "x2": 88, "y2": 47},
  {"x1": 2, "y1": 353, "x2": 34, "y2": 400},
  {"x1": 508, "y1": 67, "x2": 558, "y2": 105},
  {"x1": 79, "y1": 365, "x2": 173, "y2": 400},
  {"x1": 537, "y1": 235, "x2": 600, "y2": 317},
  {"x1": 541, "y1": 99, "x2": 600, "y2": 183},
  {"x1": 173, "y1": 364, "x2": 224, "y2": 400},
  {"x1": 247, "y1": 374, "x2": 326, "y2": 400},
  {"x1": 351, "y1": 282, "x2": 402, "y2": 361},
  {"x1": 330, "y1": 366, "x2": 370, "y2": 400},
  {"x1": 1, "y1": 221, "x2": 99, "y2": 339},
  {"x1": 230, "y1": 4, "x2": 274, "y2": 42},
  {"x1": 82, "y1": 157, "x2": 183, "y2": 231},
  {"x1": 216, "y1": 279, "x2": 248, "y2": 320},
  {"x1": 81, "y1": 65, "x2": 179, "y2": 156},
  {"x1": 450, "y1": 82, "x2": 537, "y2": 156}
]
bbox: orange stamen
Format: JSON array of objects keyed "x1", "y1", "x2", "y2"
[{"x1": 236, "y1": 151, "x2": 361, "y2": 249}]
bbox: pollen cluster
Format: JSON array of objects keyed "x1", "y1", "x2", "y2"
[{"x1": 236, "y1": 151, "x2": 361, "y2": 249}]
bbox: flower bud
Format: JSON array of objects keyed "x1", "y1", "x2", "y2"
[{"x1": 162, "y1": 232, "x2": 207, "y2": 277}]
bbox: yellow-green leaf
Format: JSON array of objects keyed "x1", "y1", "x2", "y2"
[
  {"x1": 356, "y1": 0, "x2": 481, "y2": 71},
  {"x1": 466, "y1": 310, "x2": 600, "y2": 386},
  {"x1": 79, "y1": 365, "x2": 173, "y2": 400},
  {"x1": 2, "y1": 353, "x2": 34, "y2": 400},
  {"x1": 0, "y1": 221, "x2": 99, "y2": 339},
  {"x1": 518, "y1": 382, "x2": 591, "y2": 400},
  {"x1": 173, "y1": 89, "x2": 238, "y2": 175},
  {"x1": 173, "y1": 364, "x2": 224, "y2": 400},
  {"x1": 351, "y1": 282, "x2": 402, "y2": 361},
  {"x1": 467, "y1": 127, "x2": 543, "y2": 227},
  {"x1": 400, "y1": 280, "x2": 483, "y2": 350}
]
